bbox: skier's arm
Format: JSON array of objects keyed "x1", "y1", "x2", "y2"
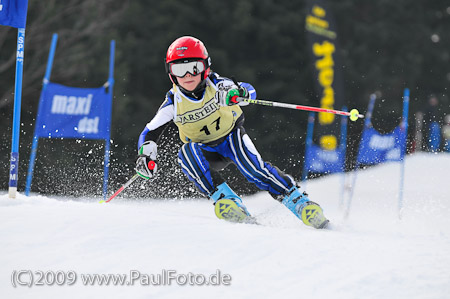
[
  {"x1": 137, "y1": 93, "x2": 174, "y2": 151},
  {"x1": 136, "y1": 93, "x2": 174, "y2": 180},
  {"x1": 138, "y1": 112, "x2": 172, "y2": 151}
]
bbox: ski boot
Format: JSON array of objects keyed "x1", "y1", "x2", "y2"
[
  {"x1": 282, "y1": 186, "x2": 329, "y2": 229},
  {"x1": 210, "y1": 183, "x2": 252, "y2": 223}
]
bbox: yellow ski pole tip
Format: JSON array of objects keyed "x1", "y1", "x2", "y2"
[
  {"x1": 349, "y1": 109, "x2": 360, "y2": 121},
  {"x1": 99, "y1": 200, "x2": 106, "y2": 204}
]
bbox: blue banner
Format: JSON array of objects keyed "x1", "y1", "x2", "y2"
[
  {"x1": 305, "y1": 144, "x2": 345, "y2": 174},
  {"x1": 356, "y1": 126, "x2": 406, "y2": 165},
  {"x1": 303, "y1": 109, "x2": 347, "y2": 180},
  {"x1": 0, "y1": 0, "x2": 28, "y2": 28},
  {"x1": 428, "y1": 121, "x2": 441, "y2": 151},
  {"x1": 35, "y1": 82, "x2": 111, "y2": 140}
]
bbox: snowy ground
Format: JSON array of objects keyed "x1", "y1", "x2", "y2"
[{"x1": 1, "y1": 153, "x2": 450, "y2": 299}]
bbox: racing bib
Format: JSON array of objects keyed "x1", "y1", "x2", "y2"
[{"x1": 173, "y1": 82, "x2": 242, "y2": 143}]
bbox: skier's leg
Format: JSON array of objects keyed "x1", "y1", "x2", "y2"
[
  {"x1": 224, "y1": 128, "x2": 328, "y2": 228},
  {"x1": 224, "y1": 128, "x2": 294, "y2": 195},
  {"x1": 178, "y1": 143, "x2": 250, "y2": 222},
  {"x1": 178, "y1": 142, "x2": 215, "y2": 195}
]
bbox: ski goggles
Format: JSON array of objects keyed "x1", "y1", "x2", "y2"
[{"x1": 168, "y1": 60, "x2": 206, "y2": 78}]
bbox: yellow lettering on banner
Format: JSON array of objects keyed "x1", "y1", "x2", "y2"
[
  {"x1": 321, "y1": 87, "x2": 334, "y2": 106},
  {"x1": 313, "y1": 41, "x2": 335, "y2": 64},
  {"x1": 318, "y1": 68, "x2": 334, "y2": 88},
  {"x1": 314, "y1": 47, "x2": 334, "y2": 70},
  {"x1": 312, "y1": 40, "x2": 336, "y2": 125},
  {"x1": 306, "y1": 15, "x2": 329, "y2": 29},
  {"x1": 312, "y1": 5, "x2": 326, "y2": 18},
  {"x1": 319, "y1": 111, "x2": 334, "y2": 124},
  {"x1": 320, "y1": 135, "x2": 337, "y2": 151},
  {"x1": 305, "y1": 6, "x2": 337, "y2": 39}
]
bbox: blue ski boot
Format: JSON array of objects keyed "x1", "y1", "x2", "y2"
[
  {"x1": 210, "y1": 183, "x2": 252, "y2": 223},
  {"x1": 282, "y1": 186, "x2": 329, "y2": 229}
]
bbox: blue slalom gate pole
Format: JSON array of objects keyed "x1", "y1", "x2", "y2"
[
  {"x1": 344, "y1": 93, "x2": 376, "y2": 218},
  {"x1": 25, "y1": 33, "x2": 58, "y2": 196},
  {"x1": 398, "y1": 88, "x2": 409, "y2": 218},
  {"x1": 102, "y1": 40, "x2": 115, "y2": 199},
  {"x1": 8, "y1": 28, "x2": 26, "y2": 198},
  {"x1": 338, "y1": 107, "x2": 348, "y2": 208},
  {"x1": 302, "y1": 112, "x2": 315, "y2": 183}
]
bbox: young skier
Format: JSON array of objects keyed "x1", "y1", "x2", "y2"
[{"x1": 136, "y1": 36, "x2": 329, "y2": 229}]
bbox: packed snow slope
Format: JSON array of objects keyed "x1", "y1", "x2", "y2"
[{"x1": 1, "y1": 153, "x2": 449, "y2": 299}]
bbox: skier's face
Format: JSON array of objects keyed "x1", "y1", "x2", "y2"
[{"x1": 178, "y1": 72, "x2": 201, "y2": 92}]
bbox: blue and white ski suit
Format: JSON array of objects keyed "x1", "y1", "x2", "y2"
[{"x1": 138, "y1": 72, "x2": 295, "y2": 196}]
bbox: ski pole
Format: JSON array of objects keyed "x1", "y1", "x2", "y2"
[
  {"x1": 236, "y1": 97, "x2": 363, "y2": 121},
  {"x1": 99, "y1": 173, "x2": 140, "y2": 203}
]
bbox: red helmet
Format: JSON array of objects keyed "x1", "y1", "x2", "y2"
[{"x1": 165, "y1": 36, "x2": 211, "y2": 86}]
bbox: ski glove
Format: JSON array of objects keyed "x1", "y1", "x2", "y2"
[
  {"x1": 138, "y1": 140, "x2": 157, "y2": 160},
  {"x1": 136, "y1": 141, "x2": 158, "y2": 179},
  {"x1": 215, "y1": 86, "x2": 249, "y2": 106},
  {"x1": 136, "y1": 155, "x2": 157, "y2": 180}
]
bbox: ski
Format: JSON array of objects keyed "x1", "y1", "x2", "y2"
[{"x1": 214, "y1": 199, "x2": 259, "y2": 225}]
